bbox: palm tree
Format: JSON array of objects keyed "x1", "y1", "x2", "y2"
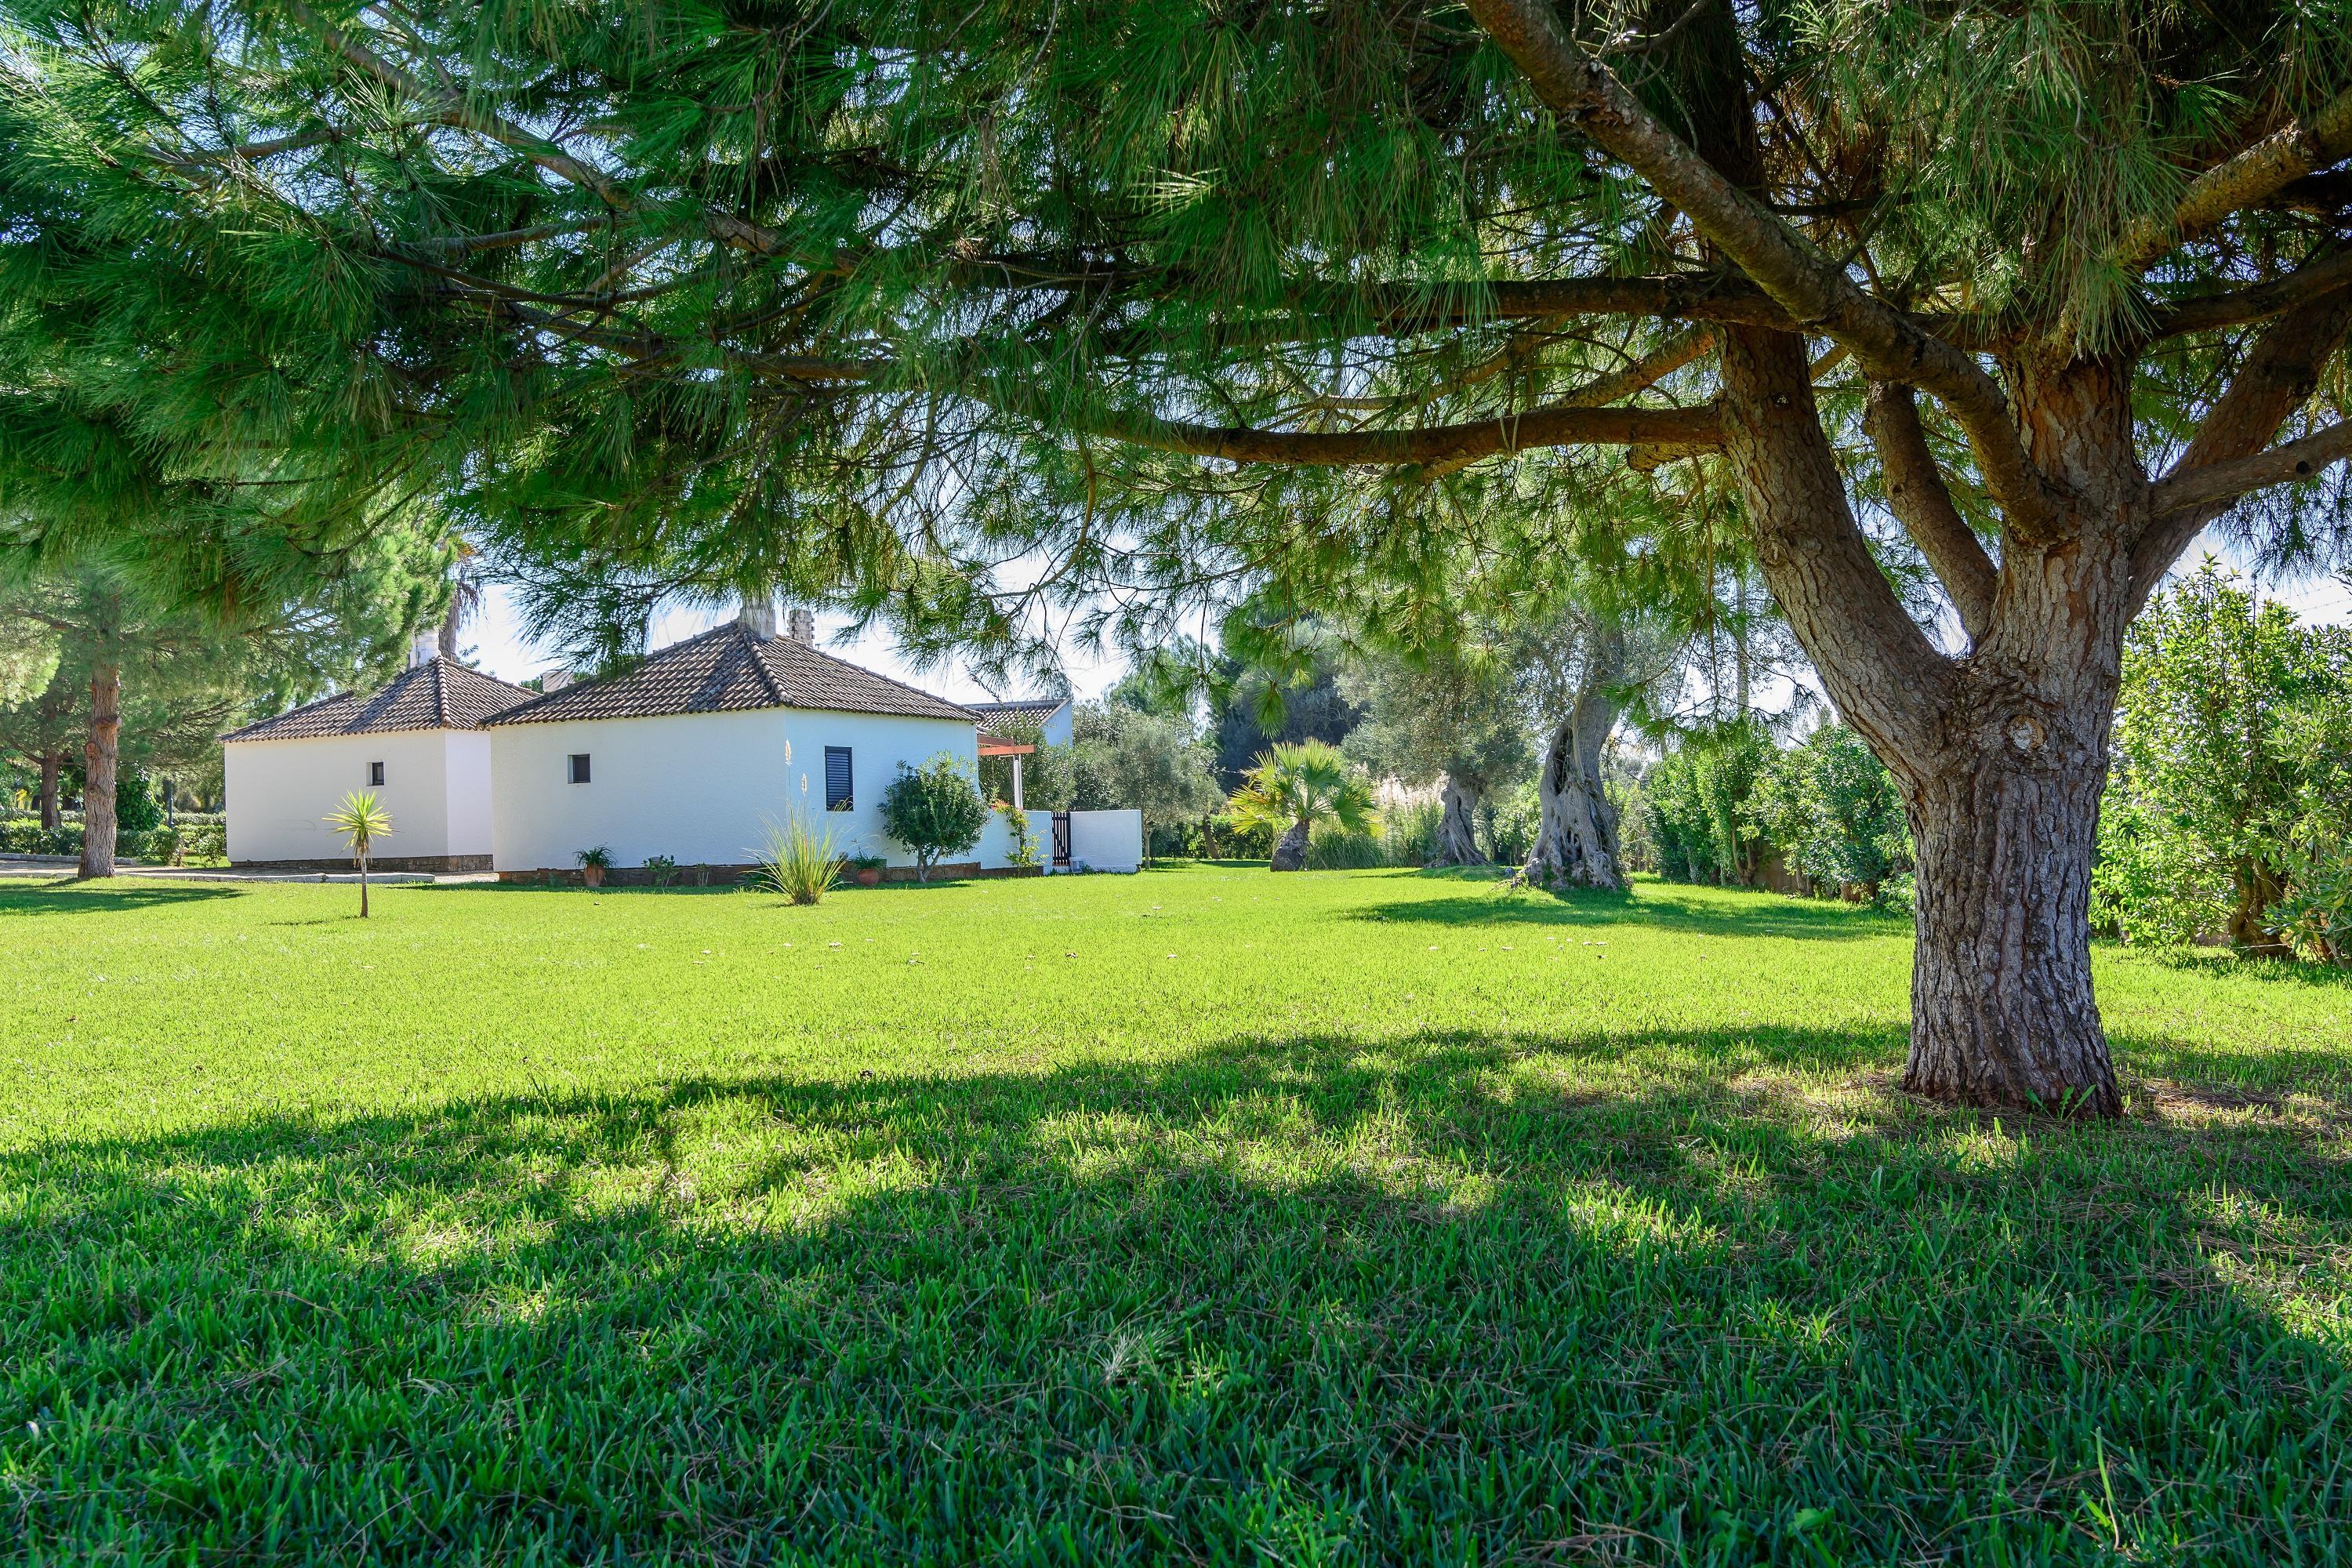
[
  {"x1": 1226, "y1": 740, "x2": 1381, "y2": 873},
  {"x1": 323, "y1": 790, "x2": 394, "y2": 916}
]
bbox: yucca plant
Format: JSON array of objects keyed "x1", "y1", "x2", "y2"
[
  {"x1": 322, "y1": 790, "x2": 394, "y2": 917},
  {"x1": 750, "y1": 815, "x2": 844, "y2": 905},
  {"x1": 1225, "y1": 741, "x2": 1381, "y2": 873}
]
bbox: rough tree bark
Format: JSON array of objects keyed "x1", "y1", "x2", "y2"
[
  {"x1": 1270, "y1": 816, "x2": 1312, "y2": 872},
  {"x1": 1520, "y1": 617, "x2": 1628, "y2": 891},
  {"x1": 38, "y1": 750, "x2": 62, "y2": 830},
  {"x1": 1428, "y1": 775, "x2": 1486, "y2": 866},
  {"x1": 78, "y1": 659, "x2": 121, "y2": 880}
]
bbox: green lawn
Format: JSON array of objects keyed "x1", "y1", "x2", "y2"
[{"x1": 3, "y1": 867, "x2": 2348, "y2": 1565}]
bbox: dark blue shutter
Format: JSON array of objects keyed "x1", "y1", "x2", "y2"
[{"x1": 824, "y1": 747, "x2": 852, "y2": 811}]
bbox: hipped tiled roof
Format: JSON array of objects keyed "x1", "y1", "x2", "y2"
[
  {"x1": 483, "y1": 623, "x2": 978, "y2": 728},
  {"x1": 223, "y1": 659, "x2": 535, "y2": 742}
]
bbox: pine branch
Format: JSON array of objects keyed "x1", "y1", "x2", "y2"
[
  {"x1": 2118, "y1": 88, "x2": 2352, "y2": 270},
  {"x1": 1090, "y1": 402, "x2": 1721, "y2": 468},
  {"x1": 2149, "y1": 245, "x2": 2352, "y2": 339},
  {"x1": 2136, "y1": 285, "x2": 2352, "y2": 602},
  {"x1": 1465, "y1": 0, "x2": 2063, "y2": 539},
  {"x1": 1861, "y1": 383, "x2": 1996, "y2": 643}
]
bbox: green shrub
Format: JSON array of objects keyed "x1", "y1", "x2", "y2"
[
  {"x1": 750, "y1": 815, "x2": 844, "y2": 905},
  {"x1": 2, "y1": 820, "x2": 45, "y2": 854},
  {"x1": 1304, "y1": 820, "x2": 1386, "y2": 869},
  {"x1": 2264, "y1": 856, "x2": 2352, "y2": 965},
  {"x1": 114, "y1": 772, "x2": 165, "y2": 835},
  {"x1": 1381, "y1": 798, "x2": 1444, "y2": 866},
  {"x1": 117, "y1": 827, "x2": 187, "y2": 864},
  {"x1": 181, "y1": 825, "x2": 226, "y2": 862},
  {"x1": 2095, "y1": 564, "x2": 2352, "y2": 949},
  {"x1": 1640, "y1": 720, "x2": 1773, "y2": 885},
  {"x1": 1748, "y1": 724, "x2": 1912, "y2": 899},
  {"x1": 879, "y1": 754, "x2": 988, "y2": 880},
  {"x1": 642, "y1": 854, "x2": 679, "y2": 887}
]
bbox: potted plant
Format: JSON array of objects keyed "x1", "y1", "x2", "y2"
[
  {"x1": 575, "y1": 844, "x2": 613, "y2": 888},
  {"x1": 849, "y1": 853, "x2": 887, "y2": 887}
]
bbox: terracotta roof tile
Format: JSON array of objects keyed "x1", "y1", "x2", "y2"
[
  {"x1": 223, "y1": 659, "x2": 535, "y2": 742},
  {"x1": 484, "y1": 624, "x2": 978, "y2": 728}
]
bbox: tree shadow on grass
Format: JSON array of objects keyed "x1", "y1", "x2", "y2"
[
  {"x1": 6, "y1": 1022, "x2": 2348, "y2": 1563},
  {"x1": 2118, "y1": 945, "x2": 2352, "y2": 993},
  {"x1": 0, "y1": 881, "x2": 245, "y2": 915},
  {"x1": 1351, "y1": 881, "x2": 1911, "y2": 942}
]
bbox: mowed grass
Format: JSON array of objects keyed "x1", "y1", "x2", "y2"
[{"x1": 2, "y1": 868, "x2": 2349, "y2": 1566}]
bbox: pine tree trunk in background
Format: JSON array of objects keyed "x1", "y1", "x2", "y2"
[
  {"x1": 1520, "y1": 619, "x2": 1627, "y2": 891},
  {"x1": 38, "y1": 751, "x2": 61, "y2": 829},
  {"x1": 78, "y1": 659, "x2": 122, "y2": 879},
  {"x1": 1428, "y1": 776, "x2": 1485, "y2": 866},
  {"x1": 1270, "y1": 817, "x2": 1311, "y2": 872}
]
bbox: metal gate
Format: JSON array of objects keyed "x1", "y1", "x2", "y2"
[{"x1": 1051, "y1": 810, "x2": 1073, "y2": 869}]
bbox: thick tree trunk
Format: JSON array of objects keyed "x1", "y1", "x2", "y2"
[
  {"x1": 78, "y1": 659, "x2": 121, "y2": 880},
  {"x1": 1720, "y1": 327, "x2": 2133, "y2": 1116},
  {"x1": 1520, "y1": 619, "x2": 1628, "y2": 891},
  {"x1": 2227, "y1": 860, "x2": 2289, "y2": 955},
  {"x1": 1270, "y1": 817, "x2": 1311, "y2": 872},
  {"x1": 38, "y1": 751, "x2": 61, "y2": 829},
  {"x1": 1427, "y1": 776, "x2": 1485, "y2": 866},
  {"x1": 1902, "y1": 741, "x2": 2121, "y2": 1117},
  {"x1": 358, "y1": 851, "x2": 371, "y2": 918}
]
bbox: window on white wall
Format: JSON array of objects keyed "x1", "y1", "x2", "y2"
[
  {"x1": 568, "y1": 753, "x2": 591, "y2": 784},
  {"x1": 824, "y1": 747, "x2": 852, "y2": 811},
  {"x1": 367, "y1": 760, "x2": 385, "y2": 786}
]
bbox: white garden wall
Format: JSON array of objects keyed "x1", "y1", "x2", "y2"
[
  {"x1": 1065, "y1": 809, "x2": 1143, "y2": 873},
  {"x1": 488, "y1": 706, "x2": 988, "y2": 873},
  {"x1": 226, "y1": 728, "x2": 482, "y2": 865}
]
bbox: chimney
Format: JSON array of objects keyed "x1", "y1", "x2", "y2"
[
  {"x1": 542, "y1": 670, "x2": 575, "y2": 692},
  {"x1": 409, "y1": 627, "x2": 440, "y2": 668},
  {"x1": 786, "y1": 607, "x2": 817, "y2": 644},
  {"x1": 737, "y1": 593, "x2": 779, "y2": 639}
]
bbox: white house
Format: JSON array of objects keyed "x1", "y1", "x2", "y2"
[
  {"x1": 222, "y1": 656, "x2": 536, "y2": 871},
  {"x1": 483, "y1": 619, "x2": 1077, "y2": 880},
  {"x1": 225, "y1": 617, "x2": 1144, "y2": 878}
]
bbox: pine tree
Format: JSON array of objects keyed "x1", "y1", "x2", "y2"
[{"x1": 6, "y1": 0, "x2": 2352, "y2": 1109}]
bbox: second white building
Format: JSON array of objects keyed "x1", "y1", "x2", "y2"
[{"x1": 483, "y1": 619, "x2": 1025, "y2": 879}]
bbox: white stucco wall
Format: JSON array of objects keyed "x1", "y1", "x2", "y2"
[
  {"x1": 488, "y1": 706, "x2": 987, "y2": 872},
  {"x1": 225, "y1": 729, "x2": 471, "y2": 863},
  {"x1": 975, "y1": 807, "x2": 1050, "y2": 869},
  {"x1": 1066, "y1": 808, "x2": 1143, "y2": 873}
]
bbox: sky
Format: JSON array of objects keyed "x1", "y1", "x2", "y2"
[{"x1": 459, "y1": 522, "x2": 2352, "y2": 705}]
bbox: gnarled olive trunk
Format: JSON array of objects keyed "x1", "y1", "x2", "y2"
[
  {"x1": 1428, "y1": 776, "x2": 1485, "y2": 866},
  {"x1": 1520, "y1": 618, "x2": 1627, "y2": 891},
  {"x1": 1270, "y1": 816, "x2": 1312, "y2": 872},
  {"x1": 78, "y1": 659, "x2": 121, "y2": 880},
  {"x1": 2227, "y1": 860, "x2": 2289, "y2": 955}
]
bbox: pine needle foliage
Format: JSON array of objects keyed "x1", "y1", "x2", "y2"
[{"x1": 11, "y1": 0, "x2": 2346, "y2": 669}]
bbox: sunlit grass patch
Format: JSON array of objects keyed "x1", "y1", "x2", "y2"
[{"x1": 2, "y1": 865, "x2": 2347, "y2": 1563}]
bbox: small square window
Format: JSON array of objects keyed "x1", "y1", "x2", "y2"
[
  {"x1": 824, "y1": 747, "x2": 852, "y2": 811},
  {"x1": 568, "y1": 753, "x2": 592, "y2": 785},
  {"x1": 367, "y1": 760, "x2": 385, "y2": 786}
]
